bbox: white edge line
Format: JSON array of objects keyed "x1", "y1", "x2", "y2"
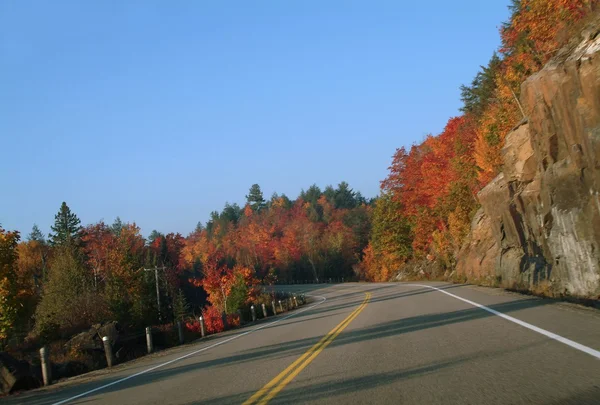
[
  {"x1": 51, "y1": 294, "x2": 327, "y2": 405},
  {"x1": 404, "y1": 283, "x2": 600, "y2": 360}
]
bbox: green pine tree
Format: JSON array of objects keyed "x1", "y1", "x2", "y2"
[
  {"x1": 172, "y1": 289, "x2": 190, "y2": 322},
  {"x1": 48, "y1": 202, "x2": 83, "y2": 247},
  {"x1": 246, "y1": 184, "x2": 266, "y2": 212},
  {"x1": 28, "y1": 224, "x2": 46, "y2": 243},
  {"x1": 111, "y1": 216, "x2": 124, "y2": 236},
  {"x1": 334, "y1": 181, "x2": 357, "y2": 209}
]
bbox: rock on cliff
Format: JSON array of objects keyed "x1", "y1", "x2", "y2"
[{"x1": 457, "y1": 20, "x2": 600, "y2": 299}]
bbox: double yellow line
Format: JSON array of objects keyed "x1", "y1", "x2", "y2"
[{"x1": 243, "y1": 292, "x2": 371, "y2": 404}]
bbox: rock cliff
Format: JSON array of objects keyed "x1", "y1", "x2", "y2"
[{"x1": 456, "y1": 20, "x2": 600, "y2": 299}]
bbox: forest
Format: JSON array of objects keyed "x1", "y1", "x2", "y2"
[{"x1": 1, "y1": 0, "x2": 596, "y2": 350}]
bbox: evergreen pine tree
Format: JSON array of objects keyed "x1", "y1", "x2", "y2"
[
  {"x1": 28, "y1": 224, "x2": 46, "y2": 243},
  {"x1": 246, "y1": 184, "x2": 266, "y2": 212},
  {"x1": 172, "y1": 289, "x2": 189, "y2": 322},
  {"x1": 111, "y1": 217, "x2": 124, "y2": 236},
  {"x1": 48, "y1": 202, "x2": 82, "y2": 246}
]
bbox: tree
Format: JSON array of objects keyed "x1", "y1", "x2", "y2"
[
  {"x1": 246, "y1": 184, "x2": 266, "y2": 212},
  {"x1": 334, "y1": 181, "x2": 357, "y2": 209},
  {"x1": 111, "y1": 217, "x2": 124, "y2": 236},
  {"x1": 24, "y1": 224, "x2": 49, "y2": 280},
  {"x1": 0, "y1": 227, "x2": 20, "y2": 345},
  {"x1": 28, "y1": 224, "x2": 45, "y2": 243},
  {"x1": 300, "y1": 184, "x2": 322, "y2": 206},
  {"x1": 323, "y1": 185, "x2": 336, "y2": 204},
  {"x1": 220, "y1": 203, "x2": 242, "y2": 224},
  {"x1": 173, "y1": 289, "x2": 190, "y2": 322},
  {"x1": 148, "y1": 230, "x2": 163, "y2": 245},
  {"x1": 370, "y1": 194, "x2": 412, "y2": 268},
  {"x1": 49, "y1": 202, "x2": 83, "y2": 247},
  {"x1": 460, "y1": 53, "x2": 501, "y2": 118},
  {"x1": 35, "y1": 245, "x2": 108, "y2": 338}
]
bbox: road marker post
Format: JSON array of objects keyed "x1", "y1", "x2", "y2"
[
  {"x1": 177, "y1": 321, "x2": 184, "y2": 345},
  {"x1": 102, "y1": 336, "x2": 114, "y2": 368},
  {"x1": 272, "y1": 300, "x2": 277, "y2": 315},
  {"x1": 40, "y1": 346, "x2": 51, "y2": 386},
  {"x1": 222, "y1": 312, "x2": 229, "y2": 330},
  {"x1": 199, "y1": 316, "x2": 206, "y2": 337},
  {"x1": 251, "y1": 305, "x2": 257, "y2": 322},
  {"x1": 262, "y1": 303, "x2": 268, "y2": 318},
  {"x1": 279, "y1": 300, "x2": 283, "y2": 312},
  {"x1": 293, "y1": 295, "x2": 298, "y2": 308},
  {"x1": 146, "y1": 327, "x2": 153, "y2": 353}
]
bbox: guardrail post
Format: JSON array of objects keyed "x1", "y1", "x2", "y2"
[
  {"x1": 177, "y1": 321, "x2": 184, "y2": 345},
  {"x1": 272, "y1": 300, "x2": 277, "y2": 315},
  {"x1": 40, "y1": 346, "x2": 51, "y2": 386},
  {"x1": 146, "y1": 327, "x2": 153, "y2": 353},
  {"x1": 222, "y1": 312, "x2": 228, "y2": 330},
  {"x1": 261, "y1": 303, "x2": 268, "y2": 318},
  {"x1": 199, "y1": 316, "x2": 206, "y2": 337},
  {"x1": 251, "y1": 305, "x2": 257, "y2": 322},
  {"x1": 102, "y1": 336, "x2": 114, "y2": 368}
]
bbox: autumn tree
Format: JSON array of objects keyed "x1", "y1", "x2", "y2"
[
  {"x1": 0, "y1": 227, "x2": 20, "y2": 345},
  {"x1": 15, "y1": 228, "x2": 50, "y2": 332},
  {"x1": 359, "y1": 194, "x2": 412, "y2": 281}
]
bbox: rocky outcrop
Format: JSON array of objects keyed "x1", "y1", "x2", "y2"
[
  {"x1": 455, "y1": 208, "x2": 499, "y2": 284},
  {"x1": 0, "y1": 352, "x2": 40, "y2": 394},
  {"x1": 457, "y1": 21, "x2": 600, "y2": 299},
  {"x1": 64, "y1": 321, "x2": 121, "y2": 352}
]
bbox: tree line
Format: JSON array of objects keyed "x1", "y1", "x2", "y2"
[{"x1": 0, "y1": 182, "x2": 372, "y2": 346}]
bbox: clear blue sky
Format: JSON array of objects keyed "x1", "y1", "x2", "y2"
[{"x1": 0, "y1": 1, "x2": 510, "y2": 237}]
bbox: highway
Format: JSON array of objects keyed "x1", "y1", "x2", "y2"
[{"x1": 5, "y1": 282, "x2": 600, "y2": 404}]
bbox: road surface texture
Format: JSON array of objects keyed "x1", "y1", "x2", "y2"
[{"x1": 4, "y1": 282, "x2": 600, "y2": 404}]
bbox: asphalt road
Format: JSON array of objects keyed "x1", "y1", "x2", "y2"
[{"x1": 5, "y1": 282, "x2": 600, "y2": 405}]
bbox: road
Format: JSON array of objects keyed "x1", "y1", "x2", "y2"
[{"x1": 5, "y1": 282, "x2": 600, "y2": 404}]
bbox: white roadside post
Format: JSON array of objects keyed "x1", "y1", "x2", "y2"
[
  {"x1": 199, "y1": 316, "x2": 206, "y2": 338},
  {"x1": 40, "y1": 347, "x2": 51, "y2": 386},
  {"x1": 262, "y1": 303, "x2": 268, "y2": 318},
  {"x1": 145, "y1": 327, "x2": 154, "y2": 353},
  {"x1": 102, "y1": 336, "x2": 114, "y2": 368}
]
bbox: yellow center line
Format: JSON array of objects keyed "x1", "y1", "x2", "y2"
[{"x1": 243, "y1": 292, "x2": 371, "y2": 405}]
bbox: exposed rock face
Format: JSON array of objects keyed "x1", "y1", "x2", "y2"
[
  {"x1": 457, "y1": 23, "x2": 600, "y2": 299},
  {"x1": 455, "y1": 208, "x2": 499, "y2": 283}
]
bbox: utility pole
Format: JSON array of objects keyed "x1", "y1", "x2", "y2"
[{"x1": 144, "y1": 266, "x2": 166, "y2": 321}]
